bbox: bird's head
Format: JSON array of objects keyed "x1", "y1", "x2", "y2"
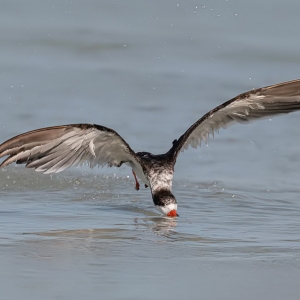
[{"x1": 152, "y1": 189, "x2": 178, "y2": 218}]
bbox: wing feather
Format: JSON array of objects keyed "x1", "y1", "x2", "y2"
[
  {"x1": 170, "y1": 79, "x2": 300, "y2": 159},
  {"x1": 0, "y1": 124, "x2": 142, "y2": 174}
]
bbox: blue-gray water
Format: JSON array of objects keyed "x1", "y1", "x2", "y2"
[{"x1": 1, "y1": 1, "x2": 300, "y2": 299}]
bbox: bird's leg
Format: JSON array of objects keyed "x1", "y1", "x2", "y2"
[{"x1": 132, "y1": 170, "x2": 140, "y2": 191}]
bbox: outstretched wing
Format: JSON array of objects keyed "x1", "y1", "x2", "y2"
[
  {"x1": 170, "y1": 79, "x2": 300, "y2": 159},
  {"x1": 0, "y1": 123, "x2": 142, "y2": 174}
]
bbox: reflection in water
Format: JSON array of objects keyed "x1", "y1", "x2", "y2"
[
  {"x1": 33, "y1": 228, "x2": 130, "y2": 239},
  {"x1": 28, "y1": 217, "x2": 178, "y2": 243},
  {"x1": 150, "y1": 217, "x2": 178, "y2": 237},
  {"x1": 18, "y1": 220, "x2": 179, "y2": 262}
]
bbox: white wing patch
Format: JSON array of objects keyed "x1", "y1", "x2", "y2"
[{"x1": 89, "y1": 140, "x2": 96, "y2": 157}]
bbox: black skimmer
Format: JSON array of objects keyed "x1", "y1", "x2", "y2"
[{"x1": 1, "y1": 79, "x2": 300, "y2": 217}]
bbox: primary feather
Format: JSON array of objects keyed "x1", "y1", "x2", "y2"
[
  {"x1": 0, "y1": 124, "x2": 141, "y2": 174},
  {"x1": 171, "y1": 79, "x2": 300, "y2": 159}
]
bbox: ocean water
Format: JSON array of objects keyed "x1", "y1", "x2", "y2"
[{"x1": 1, "y1": 1, "x2": 300, "y2": 299}]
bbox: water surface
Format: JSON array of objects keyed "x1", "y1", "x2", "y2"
[{"x1": 1, "y1": 1, "x2": 300, "y2": 299}]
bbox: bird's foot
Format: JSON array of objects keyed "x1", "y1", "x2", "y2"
[
  {"x1": 132, "y1": 170, "x2": 140, "y2": 191},
  {"x1": 135, "y1": 182, "x2": 140, "y2": 191}
]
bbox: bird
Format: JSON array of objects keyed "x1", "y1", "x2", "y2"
[{"x1": 1, "y1": 79, "x2": 300, "y2": 217}]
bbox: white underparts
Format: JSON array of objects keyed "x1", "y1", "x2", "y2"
[
  {"x1": 156, "y1": 203, "x2": 177, "y2": 215},
  {"x1": 148, "y1": 169, "x2": 173, "y2": 192}
]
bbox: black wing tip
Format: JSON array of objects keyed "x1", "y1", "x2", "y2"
[{"x1": 72, "y1": 123, "x2": 118, "y2": 135}]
